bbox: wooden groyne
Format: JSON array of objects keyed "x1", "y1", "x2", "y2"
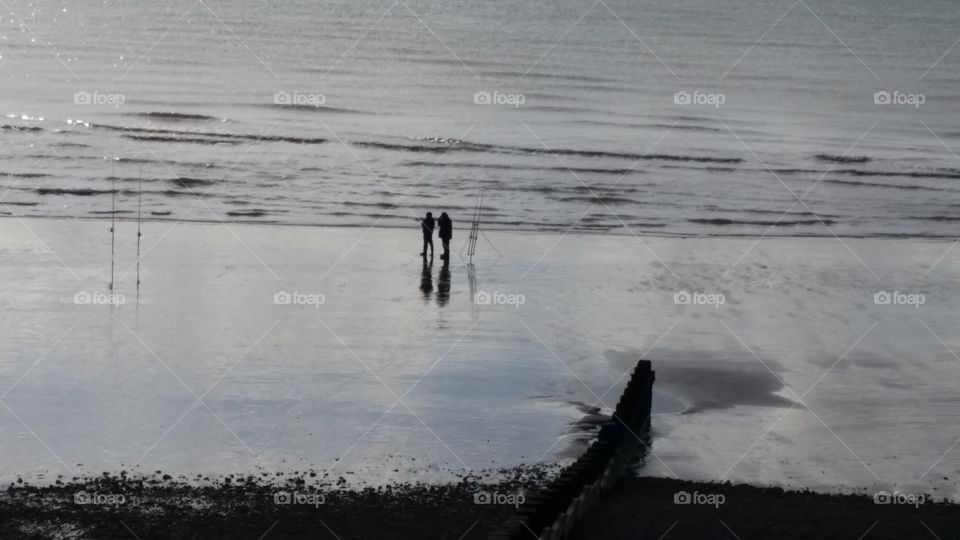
[{"x1": 487, "y1": 360, "x2": 655, "y2": 540}]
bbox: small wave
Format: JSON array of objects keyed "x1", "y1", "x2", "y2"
[
  {"x1": 0, "y1": 172, "x2": 49, "y2": 178},
  {"x1": 905, "y1": 216, "x2": 960, "y2": 222},
  {"x1": 226, "y1": 209, "x2": 269, "y2": 217},
  {"x1": 514, "y1": 185, "x2": 559, "y2": 194},
  {"x1": 89, "y1": 210, "x2": 134, "y2": 215},
  {"x1": 122, "y1": 134, "x2": 242, "y2": 145},
  {"x1": 568, "y1": 185, "x2": 639, "y2": 194},
  {"x1": 768, "y1": 168, "x2": 821, "y2": 175},
  {"x1": 713, "y1": 208, "x2": 842, "y2": 218},
  {"x1": 823, "y1": 179, "x2": 949, "y2": 192},
  {"x1": 356, "y1": 138, "x2": 741, "y2": 164},
  {"x1": 125, "y1": 112, "x2": 223, "y2": 121},
  {"x1": 0, "y1": 124, "x2": 43, "y2": 132},
  {"x1": 814, "y1": 154, "x2": 871, "y2": 164},
  {"x1": 169, "y1": 177, "x2": 216, "y2": 188},
  {"x1": 36, "y1": 188, "x2": 110, "y2": 196},
  {"x1": 580, "y1": 214, "x2": 644, "y2": 224},
  {"x1": 458, "y1": 137, "x2": 744, "y2": 163},
  {"x1": 657, "y1": 123, "x2": 723, "y2": 133},
  {"x1": 263, "y1": 103, "x2": 372, "y2": 115},
  {"x1": 3, "y1": 201, "x2": 39, "y2": 206},
  {"x1": 554, "y1": 195, "x2": 638, "y2": 205},
  {"x1": 150, "y1": 211, "x2": 172, "y2": 216},
  {"x1": 578, "y1": 223, "x2": 624, "y2": 230},
  {"x1": 91, "y1": 123, "x2": 327, "y2": 144},
  {"x1": 689, "y1": 218, "x2": 834, "y2": 226},
  {"x1": 115, "y1": 157, "x2": 154, "y2": 164},
  {"x1": 402, "y1": 161, "x2": 644, "y2": 176},
  {"x1": 160, "y1": 189, "x2": 202, "y2": 198},
  {"x1": 352, "y1": 141, "x2": 474, "y2": 154},
  {"x1": 516, "y1": 145, "x2": 742, "y2": 164},
  {"x1": 835, "y1": 168, "x2": 960, "y2": 180},
  {"x1": 105, "y1": 176, "x2": 161, "y2": 183},
  {"x1": 342, "y1": 201, "x2": 397, "y2": 210},
  {"x1": 480, "y1": 70, "x2": 617, "y2": 85},
  {"x1": 35, "y1": 187, "x2": 209, "y2": 198}
]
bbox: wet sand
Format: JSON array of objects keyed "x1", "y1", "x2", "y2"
[{"x1": 2, "y1": 218, "x2": 959, "y2": 499}]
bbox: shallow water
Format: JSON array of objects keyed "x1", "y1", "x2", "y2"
[
  {"x1": 1, "y1": 0, "x2": 959, "y2": 236},
  {"x1": 1, "y1": 219, "x2": 958, "y2": 502}
]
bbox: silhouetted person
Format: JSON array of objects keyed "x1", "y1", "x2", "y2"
[
  {"x1": 437, "y1": 257, "x2": 450, "y2": 306},
  {"x1": 420, "y1": 212, "x2": 435, "y2": 257},
  {"x1": 437, "y1": 212, "x2": 452, "y2": 261}
]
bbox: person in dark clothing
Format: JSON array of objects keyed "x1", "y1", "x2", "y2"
[
  {"x1": 420, "y1": 212, "x2": 435, "y2": 257},
  {"x1": 437, "y1": 212, "x2": 452, "y2": 260}
]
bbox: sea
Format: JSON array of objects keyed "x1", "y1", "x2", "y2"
[{"x1": 1, "y1": 0, "x2": 959, "y2": 237}]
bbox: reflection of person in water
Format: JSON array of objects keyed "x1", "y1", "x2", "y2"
[
  {"x1": 419, "y1": 254, "x2": 433, "y2": 299},
  {"x1": 437, "y1": 212, "x2": 452, "y2": 261},
  {"x1": 420, "y1": 212, "x2": 435, "y2": 258},
  {"x1": 437, "y1": 257, "x2": 450, "y2": 306}
]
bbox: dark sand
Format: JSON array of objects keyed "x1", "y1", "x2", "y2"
[
  {"x1": 574, "y1": 477, "x2": 960, "y2": 540},
  {"x1": 3, "y1": 472, "x2": 959, "y2": 539},
  {"x1": 0, "y1": 469, "x2": 553, "y2": 539}
]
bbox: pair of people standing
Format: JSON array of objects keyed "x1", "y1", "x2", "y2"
[{"x1": 420, "y1": 212, "x2": 452, "y2": 260}]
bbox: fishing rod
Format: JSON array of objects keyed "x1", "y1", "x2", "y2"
[
  {"x1": 109, "y1": 160, "x2": 116, "y2": 291},
  {"x1": 136, "y1": 166, "x2": 143, "y2": 291}
]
